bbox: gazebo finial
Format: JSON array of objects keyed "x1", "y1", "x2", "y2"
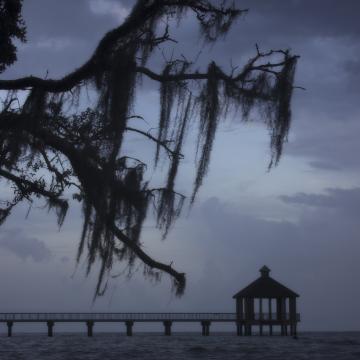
[{"x1": 260, "y1": 265, "x2": 270, "y2": 277}]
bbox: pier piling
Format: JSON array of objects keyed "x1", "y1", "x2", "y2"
[
  {"x1": 86, "y1": 321, "x2": 94, "y2": 337},
  {"x1": 47, "y1": 321, "x2": 54, "y2": 337},
  {"x1": 236, "y1": 322, "x2": 243, "y2": 336},
  {"x1": 125, "y1": 321, "x2": 133, "y2": 336},
  {"x1": 163, "y1": 321, "x2": 172, "y2": 336},
  {"x1": 6, "y1": 321, "x2": 13, "y2": 337},
  {"x1": 201, "y1": 321, "x2": 211, "y2": 336}
]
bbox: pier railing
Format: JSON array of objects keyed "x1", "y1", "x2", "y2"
[
  {"x1": 0, "y1": 313, "x2": 236, "y2": 322},
  {"x1": 0, "y1": 312, "x2": 300, "y2": 322}
]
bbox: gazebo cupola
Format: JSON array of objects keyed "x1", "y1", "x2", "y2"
[
  {"x1": 260, "y1": 265, "x2": 270, "y2": 277},
  {"x1": 233, "y1": 266, "x2": 300, "y2": 337}
]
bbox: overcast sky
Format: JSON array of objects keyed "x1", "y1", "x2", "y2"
[{"x1": 1, "y1": 0, "x2": 360, "y2": 332}]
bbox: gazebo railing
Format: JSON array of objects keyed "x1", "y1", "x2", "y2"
[{"x1": 252, "y1": 313, "x2": 300, "y2": 321}]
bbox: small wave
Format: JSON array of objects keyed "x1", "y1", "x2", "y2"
[
  {"x1": 330, "y1": 339, "x2": 360, "y2": 346},
  {"x1": 188, "y1": 346, "x2": 207, "y2": 353}
]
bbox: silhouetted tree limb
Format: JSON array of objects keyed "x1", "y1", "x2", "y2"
[
  {"x1": 125, "y1": 126, "x2": 182, "y2": 159},
  {"x1": 0, "y1": 0, "x2": 298, "y2": 296}
]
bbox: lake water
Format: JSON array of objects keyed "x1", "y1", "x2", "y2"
[{"x1": 1, "y1": 332, "x2": 359, "y2": 359}]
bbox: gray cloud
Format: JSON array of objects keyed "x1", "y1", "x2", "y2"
[
  {"x1": 286, "y1": 114, "x2": 360, "y2": 171},
  {"x1": 0, "y1": 229, "x2": 51, "y2": 262},
  {"x1": 238, "y1": 0, "x2": 360, "y2": 40},
  {"x1": 60, "y1": 256, "x2": 70, "y2": 264},
  {"x1": 280, "y1": 187, "x2": 360, "y2": 214},
  {"x1": 344, "y1": 59, "x2": 360, "y2": 75},
  {"x1": 88, "y1": 0, "x2": 130, "y2": 22}
]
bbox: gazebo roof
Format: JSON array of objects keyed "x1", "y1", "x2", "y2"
[{"x1": 233, "y1": 266, "x2": 299, "y2": 298}]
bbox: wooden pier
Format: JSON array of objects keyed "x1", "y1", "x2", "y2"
[
  {"x1": 0, "y1": 312, "x2": 300, "y2": 337},
  {"x1": 0, "y1": 266, "x2": 300, "y2": 338}
]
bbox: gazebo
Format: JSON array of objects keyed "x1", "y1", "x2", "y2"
[{"x1": 233, "y1": 266, "x2": 300, "y2": 337}]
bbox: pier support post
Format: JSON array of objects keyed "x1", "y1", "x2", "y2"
[
  {"x1": 269, "y1": 324, "x2": 273, "y2": 336},
  {"x1": 245, "y1": 324, "x2": 252, "y2": 336},
  {"x1": 259, "y1": 324, "x2": 263, "y2": 336},
  {"x1": 125, "y1": 321, "x2": 133, "y2": 336},
  {"x1": 281, "y1": 324, "x2": 286, "y2": 336},
  {"x1": 201, "y1": 321, "x2": 210, "y2": 336},
  {"x1": 236, "y1": 322, "x2": 243, "y2": 336},
  {"x1": 163, "y1": 321, "x2": 172, "y2": 336},
  {"x1": 86, "y1": 321, "x2": 94, "y2": 337},
  {"x1": 6, "y1": 321, "x2": 13, "y2": 337},
  {"x1": 47, "y1": 321, "x2": 54, "y2": 337},
  {"x1": 293, "y1": 324, "x2": 298, "y2": 339}
]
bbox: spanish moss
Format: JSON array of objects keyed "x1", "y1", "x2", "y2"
[{"x1": 0, "y1": 0, "x2": 298, "y2": 297}]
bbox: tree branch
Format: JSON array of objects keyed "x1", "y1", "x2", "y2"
[
  {"x1": 125, "y1": 126, "x2": 182, "y2": 159},
  {"x1": 112, "y1": 224, "x2": 185, "y2": 293},
  {"x1": 0, "y1": 168, "x2": 63, "y2": 200}
]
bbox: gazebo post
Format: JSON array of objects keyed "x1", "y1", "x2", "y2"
[
  {"x1": 244, "y1": 298, "x2": 250, "y2": 336},
  {"x1": 289, "y1": 297, "x2": 298, "y2": 338},
  {"x1": 237, "y1": 297, "x2": 244, "y2": 320},
  {"x1": 276, "y1": 297, "x2": 283, "y2": 335},
  {"x1": 268, "y1": 298, "x2": 272, "y2": 320},
  {"x1": 259, "y1": 298, "x2": 263, "y2": 336},
  {"x1": 278, "y1": 297, "x2": 286, "y2": 336},
  {"x1": 244, "y1": 297, "x2": 252, "y2": 336},
  {"x1": 237, "y1": 297, "x2": 244, "y2": 336},
  {"x1": 268, "y1": 298, "x2": 272, "y2": 335},
  {"x1": 250, "y1": 298, "x2": 254, "y2": 335},
  {"x1": 282, "y1": 298, "x2": 287, "y2": 336},
  {"x1": 276, "y1": 298, "x2": 281, "y2": 321}
]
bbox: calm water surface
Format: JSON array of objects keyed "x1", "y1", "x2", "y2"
[{"x1": 0, "y1": 332, "x2": 359, "y2": 360}]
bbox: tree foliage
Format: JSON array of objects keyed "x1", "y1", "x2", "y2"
[
  {"x1": 0, "y1": 0, "x2": 26, "y2": 73},
  {"x1": 0, "y1": 0, "x2": 298, "y2": 297}
]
